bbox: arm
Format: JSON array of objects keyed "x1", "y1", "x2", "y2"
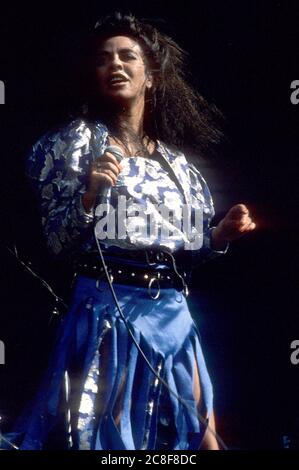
[
  {"x1": 187, "y1": 163, "x2": 229, "y2": 265},
  {"x1": 26, "y1": 121, "x2": 123, "y2": 259},
  {"x1": 25, "y1": 121, "x2": 95, "y2": 259},
  {"x1": 187, "y1": 163, "x2": 256, "y2": 266}
]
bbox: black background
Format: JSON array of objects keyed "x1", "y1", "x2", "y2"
[{"x1": 0, "y1": 0, "x2": 299, "y2": 450}]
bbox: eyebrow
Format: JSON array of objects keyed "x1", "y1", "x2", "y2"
[{"x1": 96, "y1": 48, "x2": 139, "y2": 55}]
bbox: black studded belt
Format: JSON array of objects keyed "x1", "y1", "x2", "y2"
[{"x1": 73, "y1": 254, "x2": 189, "y2": 298}]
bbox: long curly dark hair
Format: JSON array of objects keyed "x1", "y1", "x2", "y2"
[{"x1": 76, "y1": 11, "x2": 225, "y2": 158}]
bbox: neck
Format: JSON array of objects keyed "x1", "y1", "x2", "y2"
[
  {"x1": 117, "y1": 108, "x2": 143, "y2": 136},
  {"x1": 112, "y1": 95, "x2": 145, "y2": 139}
]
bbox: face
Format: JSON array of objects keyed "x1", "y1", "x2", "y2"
[{"x1": 93, "y1": 35, "x2": 153, "y2": 105}]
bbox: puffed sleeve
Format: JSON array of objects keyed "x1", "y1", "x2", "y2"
[
  {"x1": 25, "y1": 119, "x2": 99, "y2": 258},
  {"x1": 188, "y1": 162, "x2": 229, "y2": 265}
]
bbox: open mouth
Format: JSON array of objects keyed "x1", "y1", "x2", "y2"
[
  {"x1": 108, "y1": 75, "x2": 129, "y2": 86},
  {"x1": 110, "y1": 81, "x2": 128, "y2": 87}
]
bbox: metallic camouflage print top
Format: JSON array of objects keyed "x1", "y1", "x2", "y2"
[{"x1": 26, "y1": 118, "x2": 228, "y2": 263}]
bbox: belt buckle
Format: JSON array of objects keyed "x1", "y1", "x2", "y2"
[{"x1": 148, "y1": 273, "x2": 161, "y2": 300}]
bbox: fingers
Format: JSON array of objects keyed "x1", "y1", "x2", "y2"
[
  {"x1": 236, "y1": 203, "x2": 249, "y2": 214},
  {"x1": 219, "y1": 203, "x2": 256, "y2": 241},
  {"x1": 92, "y1": 151, "x2": 123, "y2": 187},
  {"x1": 228, "y1": 203, "x2": 249, "y2": 219},
  {"x1": 237, "y1": 214, "x2": 256, "y2": 230},
  {"x1": 94, "y1": 162, "x2": 120, "y2": 178},
  {"x1": 248, "y1": 222, "x2": 256, "y2": 230},
  {"x1": 95, "y1": 152, "x2": 123, "y2": 170},
  {"x1": 240, "y1": 214, "x2": 252, "y2": 226},
  {"x1": 92, "y1": 168, "x2": 118, "y2": 185},
  {"x1": 238, "y1": 219, "x2": 256, "y2": 233},
  {"x1": 228, "y1": 204, "x2": 256, "y2": 226}
]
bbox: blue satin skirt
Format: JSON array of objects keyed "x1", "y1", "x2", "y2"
[{"x1": 8, "y1": 274, "x2": 214, "y2": 450}]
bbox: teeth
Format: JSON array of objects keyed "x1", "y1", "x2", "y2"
[{"x1": 110, "y1": 77, "x2": 126, "y2": 83}]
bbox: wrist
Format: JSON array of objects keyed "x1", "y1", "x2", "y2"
[
  {"x1": 82, "y1": 190, "x2": 97, "y2": 212},
  {"x1": 211, "y1": 227, "x2": 228, "y2": 251}
]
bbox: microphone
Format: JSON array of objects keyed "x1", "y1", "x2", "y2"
[
  {"x1": 96, "y1": 145, "x2": 124, "y2": 205},
  {"x1": 104, "y1": 145, "x2": 124, "y2": 164}
]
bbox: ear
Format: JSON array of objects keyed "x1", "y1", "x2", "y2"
[{"x1": 146, "y1": 73, "x2": 153, "y2": 90}]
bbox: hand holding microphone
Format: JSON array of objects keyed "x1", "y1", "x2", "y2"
[{"x1": 82, "y1": 145, "x2": 124, "y2": 212}]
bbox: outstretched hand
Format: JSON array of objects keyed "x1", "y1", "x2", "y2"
[{"x1": 211, "y1": 204, "x2": 256, "y2": 250}]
